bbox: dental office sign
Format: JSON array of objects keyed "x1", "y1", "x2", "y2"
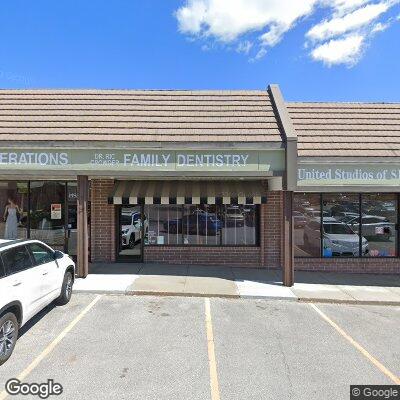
[
  {"x1": 0, "y1": 149, "x2": 284, "y2": 172},
  {"x1": 298, "y1": 164, "x2": 400, "y2": 186}
]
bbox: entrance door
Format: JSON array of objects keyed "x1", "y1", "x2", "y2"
[{"x1": 117, "y1": 206, "x2": 144, "y2": 261}]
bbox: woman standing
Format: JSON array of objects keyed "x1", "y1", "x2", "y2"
[{"x1": 3, "y1": 198, "x2": 21, "y2": 240}]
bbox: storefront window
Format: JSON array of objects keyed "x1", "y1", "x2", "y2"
[
  {"x1": 145, "y1": 205, "x2": 183, "y2": 245},
  {"x1": 293, "y1": 193, "x2": 321, "y2": 257},
  {"x1": 143, "y1": 204, "x2": 258, "y2": 246},
  {"x1": 30, "y1": 182, "x2": 66, "y2": 251},
  {"x1": 0, "y1": 182, "x2": 28, "y2": 240},
  {"x1": 361, "y1": 194, "x2": 397, "y2": 257},
  {"x1": 322, "y1": 194, "x2": 361, "y2": 257},
  {"x1": 183, "y1": 205, "x2": 220, "y2": 245},
  {"x1": 221, "y1": 205, "x2": 258, "y2": 245}
]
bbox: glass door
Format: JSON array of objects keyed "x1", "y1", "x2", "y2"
[{"x1": 117, "y1": 206, "x2": 143, "y2": 261}]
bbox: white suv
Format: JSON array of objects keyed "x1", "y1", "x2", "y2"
[{"x1": 0, "y1": 239, "x2": 75, "y2": 365}]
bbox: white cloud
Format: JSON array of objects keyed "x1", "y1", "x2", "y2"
[
  {"x1": 236, "y1": 41, "x2": 253, "y2": 54},
  {"x1": 311, "y1": 34, "x2": 364, "y2": 66},
  {"x1": 307, "y1": 2, "x2": 390, "y2": 41},
  {"x1": 371, "y1": 21, "x2": 390, "y2": 32},
  {"x1": 176, "y1": 0, "x2": 318, "y2": 42},
  {"x1": 175, "y1": 0, "x2": 400, "y2": 66}
]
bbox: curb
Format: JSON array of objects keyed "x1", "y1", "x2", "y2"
[
  {"x1": 73, "y1": 289, "x2": 400, "y2": 305},
  {"x1": 126, "y1": 290, "x2": 240, "y2": 299},
  {"x1": 298, "y1": 298, "x2": 400, "y2": 306}
]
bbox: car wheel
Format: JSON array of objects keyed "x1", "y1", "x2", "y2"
[
  {"x1": 56, "y1": 271, "x2": 73, "y2": 306},
  {"x1": 0, "y1": 312, "x2": 19, "y2": 366},
  {"x1": 128, "y1": 234, "x2": 135, "y2": 248}
]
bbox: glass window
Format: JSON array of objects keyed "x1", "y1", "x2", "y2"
[
  {"x1": 143, "y1": 204, "x2": 259, "y2": 246},
  {"x1": 322, "y1": 194, "x2": 361, "y2": 257},
  {"x1": 2, "y1": 245, "x2": 33, "y2": 275},
  {"x1": 0, "y1": 181, "x2": 28, "y2": 240},
  {"x1": 30, "y1": 182, "x2": 66, "y2": 251},
  {"x1": 119, "y1": 206, "x2": 143, "y2": 256},
  {"x1": 361, "y1": 193, "x2": 397, "y2": 257},
  {"x1": 221, "y1": 205, "x2": 257, "y2": 245},
  {"x1": 28, "y1": 243, "x2": 55, "y2": 265},
  {"x1": 294, "y1": 193, "x2": 321, "y2": 257},
  {"x1": 145, "y1": 205, "x2": 183, "y2": 245},
  {"x1": 182, "y1": 205, "x2": 220, "y2": 246}
]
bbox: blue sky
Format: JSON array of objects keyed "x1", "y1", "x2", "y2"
[{"x1": 0, "y1": 0, "x2": 399, "y2": 101}]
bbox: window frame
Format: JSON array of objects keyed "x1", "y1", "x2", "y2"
[
  {"x1": 27, "y1": 242, "x2": 56, "y2": 266},
  {"x1": 294, "y1": 192, "x2": 399, "y2": 259},
  {"x1": 1, "y1": 244, "x2": 35, "y2": 276},
  {"x1": 143, "y1": 204, "x2": 260, "y2": 248}
]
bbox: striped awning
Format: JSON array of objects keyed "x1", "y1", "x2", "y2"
[{"x1": 108, "y1": 180, "x2": 267, "y2": 205}]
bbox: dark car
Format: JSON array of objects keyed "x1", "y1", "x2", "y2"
[{"x1": 164, "y1": 213, "x2": 222, "y2": 235}]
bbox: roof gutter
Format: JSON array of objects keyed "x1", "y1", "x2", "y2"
[{"x1": 268, "y1": 84, "x2": 298, "y2": 191}]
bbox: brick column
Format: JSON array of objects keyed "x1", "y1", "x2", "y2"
[
  {"x1": 90, "y1": 179, "x2": 116, "y2": 263},
  {"x1": 282, "y1": 191, "x2": 294, "y2": 287},
  {"x1": 261, "y1": 191, "x2": 283, "y2": 269},
  {"x1": 77, "y1": 175, "x2": 89, "y2": 277}
]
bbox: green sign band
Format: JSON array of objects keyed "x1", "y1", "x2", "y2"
[
  {"x1": 298, "y1": 164, "x2": 400, "y2": 186},
  {"x1": 0, "y1": 149, "x2": 284, "y2": 173}
]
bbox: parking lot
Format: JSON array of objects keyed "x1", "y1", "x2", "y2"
[{"x1": 0, "y1": 294, "x2": 399, "y2": 400}]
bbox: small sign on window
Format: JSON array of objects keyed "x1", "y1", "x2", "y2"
[{"x1": 51, "y1": 203, "x2": 62, "y2": 220}]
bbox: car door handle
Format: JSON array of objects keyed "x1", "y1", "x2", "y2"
[
  {"x1": 42, "y1": 272, "x2": 48, "y2": 276},
  {"x1": 12, "y1": 282, "x2": 22, "y2": 287}
]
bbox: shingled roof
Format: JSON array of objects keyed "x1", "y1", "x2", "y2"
[
  {"x1": 287, "y1": 102, "x2": 400, "y2": 157},
  {"x1": 0, "y1": 89, "x2": 283, "y2": 143}
]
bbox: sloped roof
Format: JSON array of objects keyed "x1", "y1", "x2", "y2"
[
  {"x1": 287, "y1": 102, "x2": 400, "y2": 157},
  {"x1": 0, "y1": 89, "x2": 283, "y2": 143}
]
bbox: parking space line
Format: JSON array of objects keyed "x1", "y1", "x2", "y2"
[
  {"x1": 310, "y1": 303, "x2": 400, "y2": 385},
  {"x1": 0, "y1": 295, "x2": 103, "y2": 400},
  {"x1": 204, "y1": 298, "x2": 221, "y2": 400}
]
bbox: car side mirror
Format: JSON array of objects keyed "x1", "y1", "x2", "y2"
[{"x1": 54, "y1": 250, "x2": 64, "y2": 260}]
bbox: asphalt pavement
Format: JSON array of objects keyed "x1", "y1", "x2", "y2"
[{"x1": 0, "y1": 294, "x2": 399, "y2": 400}]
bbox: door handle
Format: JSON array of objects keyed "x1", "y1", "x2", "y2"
[
  {"x1": 42, "y1": 272, "x2": 48, "y2": 276},
  {"x1": 12, "y1": 282, "x2": 22, "y2": 287}
]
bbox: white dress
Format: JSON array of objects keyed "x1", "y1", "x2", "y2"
[{"x1": 5, "y1": 207, "x2": 18, "y2": 239}]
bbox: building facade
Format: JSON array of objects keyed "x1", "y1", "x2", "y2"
[{"x1": 0, "y1": 86, "x2": 398, "y2": 285}]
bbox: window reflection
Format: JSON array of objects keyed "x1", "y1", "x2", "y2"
[
  {"x1": 0, "y1": 182, "x2": 28, "y2": 240},
  {"x1": 361, "y1": 194, "x2": 397, "y2": 257},
  {"x1": 322, "y1": 194, "x2": 364, "y2": 257},
  {"x1": 30, "y1": 182, "x2": 66, "y2": 251},
  {"x1": 294, "y1": 193, "x2": 321, "y2": 257},
  {"x1": 143, "y1": 204, "x2": 258, "y2": 246}
]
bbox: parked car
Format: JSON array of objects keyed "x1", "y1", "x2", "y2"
[
  {"x1": 223, "y1": 206, "x2": 245, "y2": 227},
  {"x1": 345, "y1": 215, "x2": 395, "y2": 240},
  {"x1": 165, "y1": 212, "x2": 222, "y2": 235},
  {"x1": 293, "y1": 211, "x2": 307, "y2": 228},
  {"x1": 121, "y1": 211, "x2": 148, "y2": 248},
  {"x1": 0, "y1": 239, "x2": 75, "y2": 365},
  {"x1": 303, "y1": 217, "x2": 368, "y2": 257}
]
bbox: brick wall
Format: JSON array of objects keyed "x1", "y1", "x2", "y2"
[
  {"x1": 90, "y1": 179, "x2": 116, "y2": 262},
  {"x1": 295, "y1": 258, "x2": 400, "y2": 274},
  {"x1": 88, "y1": 181, "x2": 284, "y2": 269},
  {"x1": 262, "y1": 191, "x2": 283, "y2": 269},
  {"x1": 144, "y1": 246, "x2": 260, "y2": 266}
]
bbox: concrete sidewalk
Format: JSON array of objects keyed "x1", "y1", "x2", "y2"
[{"x1": 72, "y1": 263, "x2": 400, "y2": 304}]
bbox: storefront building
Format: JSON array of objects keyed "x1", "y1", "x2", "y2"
[
  {"x1": 289, "y1": 101, "x2": 400, "y2": 275},
  {"x1": 0, "y1": 87, "x2": 398, "y2": 285}
]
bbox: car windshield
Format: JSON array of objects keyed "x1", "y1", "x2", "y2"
[
  {"x1": 121, "y1": 215, "x2": 132, "y2": 225},
  {"x1": 324, "y1": 223, "x2": 354, "y2": 235}
]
